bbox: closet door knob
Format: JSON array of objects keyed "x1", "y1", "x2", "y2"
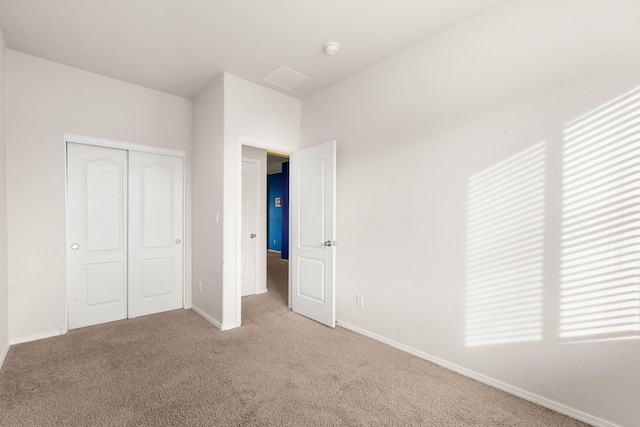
[
  {"x1": 71, "y1": 243, "x2": 80, "y2": 250},
  {"x1": 175, "y1": 239, "x2": 181, "y2": 244}
]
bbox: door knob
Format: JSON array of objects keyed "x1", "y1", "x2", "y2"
[
  {"x1": 324, "y1": 240, "x2": 336, "y2": 247},
  {"x1": 71, "y1": 243, "x2": 80, "y2": 250},
  {"x1": 175, "y1": 239, "x2": 181, "y2": 244},
  {"x1": 250, "y1": 233, "x2": 256, "y2": 238}
]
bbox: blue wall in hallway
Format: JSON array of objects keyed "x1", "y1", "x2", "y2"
[
  {"x1": 267, "y1": 173, "x2": 283, "y2": 252},
  {"x1": 281, "y1": 161, "x2": 289, "y2": 260}
]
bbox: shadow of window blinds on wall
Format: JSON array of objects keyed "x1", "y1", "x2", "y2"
[
  {"x1": 465, "y1": 141, "x2": 546, "y2": 347},
  {"x1": 561, "y1": 88, "x2": 640, "y2": 343}
]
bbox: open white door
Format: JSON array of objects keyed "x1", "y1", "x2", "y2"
[{"x1": 290, "y1": 140, "x2": 336, "y2": 327}]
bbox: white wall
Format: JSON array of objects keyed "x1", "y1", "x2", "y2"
[
  {"x1": 190, "y1": 73, "x2": 299, "y2": 329},
  {"x1": 222, "y1": 73, "x2": 300, "y2": 329},
  {"x1": 0, "y1": 28, "x2": 9, "y2": 367},
  {"x1": 191, "y1": 75, "x2": 224, "y2": 325},
  {"x1": 5, "y1": 50, "x2": 192, "y2": 343},
  {"x1": 302, "y1": 0, "x2": 640, "y2": 426}
]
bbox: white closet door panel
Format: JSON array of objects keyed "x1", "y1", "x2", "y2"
[
  {"x1": 67, "y1": 143, "x2": 128, "y2": 329},
  {"x1": 241, "y1": 160, "x2": 258, "y2": 296},
  {"x1": 128, "y1": 151, "x2": 184, "y2": 317}
]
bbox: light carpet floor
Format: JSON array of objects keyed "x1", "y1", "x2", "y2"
[{"x1": 0, "y1": 252, "x2": 590, "y2": 426}]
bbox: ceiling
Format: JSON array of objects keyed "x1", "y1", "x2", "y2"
[
  {"x1": 0, "y1": 0, "x2": 508, "y2": 99},
  {"x1": 267, "y1": 153, "x2": 289, "y2": 175}
]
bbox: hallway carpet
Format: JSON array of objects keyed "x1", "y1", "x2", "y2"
[{"x1": 0, "y1": 252, "x2": 589, "y2": 426}]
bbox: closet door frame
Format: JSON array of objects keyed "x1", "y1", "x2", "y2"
[{"x1": 64, "y1": 133, "x2": 187, "y2": 331}]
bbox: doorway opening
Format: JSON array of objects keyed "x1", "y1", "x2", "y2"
[
  {"x1": 237, "y1": 138, "x2": 337, "y2": 328},
  {"x1": 266, "y1": 152, "x2": 290, "y2": 308},
  {"x1": 240, "y1": 144, "x2": 290, "y2": 321}
]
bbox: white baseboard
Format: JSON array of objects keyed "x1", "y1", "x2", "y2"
[
  {"x1": 10, "y1": 328, "x2": 68, "y2": 345},
  {"x1": 336, "y1": 320, "x2": 619, "y2": 427},
  {"x1": 191, "y1": 305, "x2": 239, "y2": 331},
  {"x1": 220, "y1": 322, "x2": 240, "y2": 331},
  {"x1": 191, "y1": 305, "x2": 222, "y2": 330},
  {"x1": 0, "y1": 340, "x2": 9, "y2": 369}
]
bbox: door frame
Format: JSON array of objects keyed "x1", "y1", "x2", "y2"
[
  {"x1": 63, "y1": 133, "x2": 187, "y2": 331},
  {"x1": 236, "y1": 136, "x2": 293, "y2": 326}
]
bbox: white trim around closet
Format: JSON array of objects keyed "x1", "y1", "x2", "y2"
[{"x1": 64, "y1": 133, "x2": 186, "y2": 158}]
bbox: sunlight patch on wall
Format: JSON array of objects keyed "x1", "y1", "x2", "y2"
[
  {"x1": 561, "y1": 88, "x2": 640, "y2": 343},
  {"x1": 465, "y1": 142, "x2": 546, "y2": 347}
]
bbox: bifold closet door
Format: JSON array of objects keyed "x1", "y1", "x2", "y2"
[
  {"x1": 68, "y1": 144, "x2": 184, "y2": 329},
  {"x1": 67, "y1": 143, "x2": 129, "y2": 329},
  {"x1": 128, "y1": 151, "x2": 184, "y2": 318}
]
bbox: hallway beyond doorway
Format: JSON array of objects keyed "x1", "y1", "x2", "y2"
[{"x1": 241, "y1": 251, "x2": 288, "y2": 324}]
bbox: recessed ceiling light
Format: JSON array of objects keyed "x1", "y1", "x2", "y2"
[{"x1": 324, "y1": 42, "x2": 340, "y2": 55}]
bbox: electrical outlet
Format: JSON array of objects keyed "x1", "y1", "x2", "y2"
[
  {"x1": 356, "y1": 294, "x2": 364, "y2": 308},
  {"x1": 199, "y1": 281, "x2": 202, "y2": 292}
]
